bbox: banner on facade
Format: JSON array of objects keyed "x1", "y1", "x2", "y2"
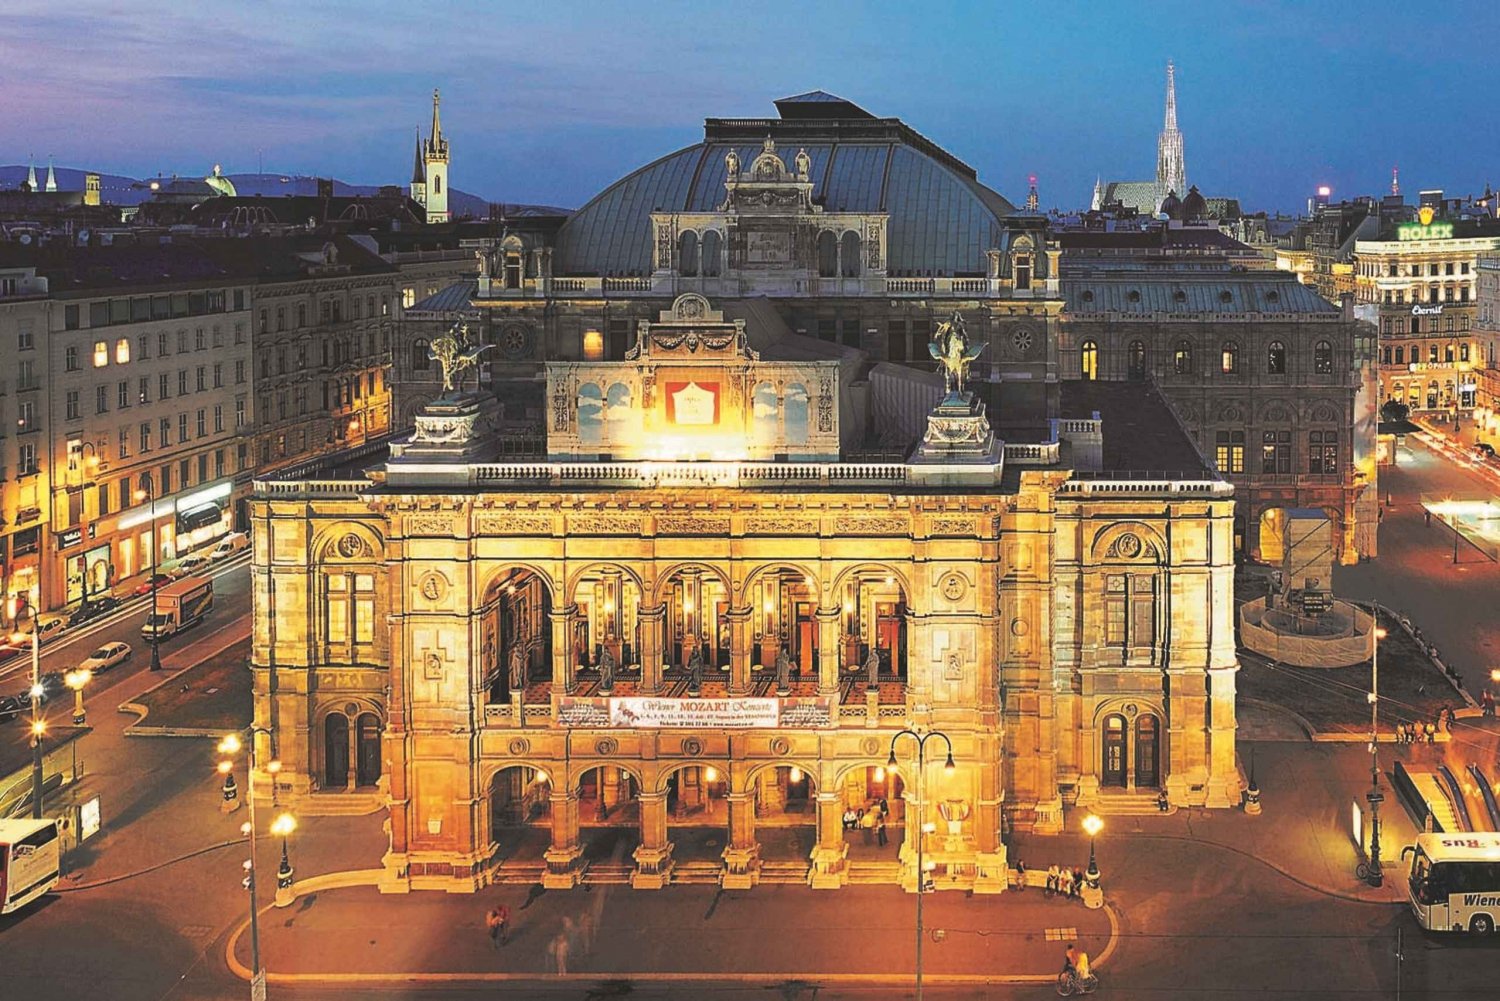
[{"x1": 556, "y1": 696, "x2": 831, "y2": 729}]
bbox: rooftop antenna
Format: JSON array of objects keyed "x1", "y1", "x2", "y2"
[{"x1": 1390, "y1": 165, "x2": 1400, "y2": 197}]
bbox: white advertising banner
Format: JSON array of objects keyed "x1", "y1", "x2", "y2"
[{"x1": 556, "y1": 696, "x2": 831, "y2": 729}]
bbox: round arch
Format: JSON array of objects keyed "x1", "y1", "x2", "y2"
[
  {"x1": 743, "y1": 758, "x2": 823, "y2": 795},
  {"x1": 651, "y1": 759, "x2": 732, "y2": 796},
  {"x1": 572, "y1": 760, "x2": 647, "y2": 795},
  {"x1": 565, "y1": 561, "x2": 649, "y2": 604},
  {"x1": 479, "y1": 758, "x2": 563, "y2": 800},
  {"x1": 740, "y1": 561, "x2": 823, "y2": 599},
  {"x1": 311, "y1": 522, "x2": 386, "y2": 563},
  {"x1": 1088, "y1": 522, "x2": 1168, "y2": 564},
  {"x1": 479, "y1": 562, "x2": 559, "y2": 604},
  {"x1": 830, "y1": 562, "x2": 913, "y2": 599},
  {"x1": 649, "y1": 561, "x2": 732, "y2": 606}
]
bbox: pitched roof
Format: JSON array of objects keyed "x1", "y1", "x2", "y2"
[{"x1": 1063, "y1": 275, "x2": 1340, "y2": 315}]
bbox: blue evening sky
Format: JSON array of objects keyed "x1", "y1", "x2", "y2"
[{"x1": 3, "y1": 0, "x2": 1495, "y2": 213}]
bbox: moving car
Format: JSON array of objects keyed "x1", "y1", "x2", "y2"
[
  {"x1": 131, "y1": 573, "x2": 173, "y2": 597},
  {"x1": 67, "y1": 595, "x2": 121, "y2": 627},
  {"x1": 15, "y1": 671, "x2": 66, "y2": 706},
  {"x1": 1475, "y1": 442, "x2": 1496, "y2": 459},
  {"x1": 79, "y1": 641, "x2": 132, "y2": 674},
  {"x1": 0, "y1": 694, "x2": 22, "y2": 722},
  {"x1": 209, "y1": 532, "x2": 249, "y2": 561},
  {"x1": 170, "y1": 555, "x2": 213, "y2": 579}
]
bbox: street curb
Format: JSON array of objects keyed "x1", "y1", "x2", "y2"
[
  {"x1": 1121, "y1": 832, "x2": 1405, "y2": 906},
  {"x1": 1237, "y1": 697, "x2": 1316, "y2": 740},
  {"x1": 117, "y1": 625, "x2": 251, "y2": 737},
  {"x1": 222, "y1": 874, "x2": 1122, "y2": 988}
]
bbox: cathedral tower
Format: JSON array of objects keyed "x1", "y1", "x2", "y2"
[
  {"x1": 1156, "y1": 61, "x2": 1186, "y2": 213},
  {"x1": 422, "y1": 89, "x2": 449, "y2": 223},
  {"x1": 409, "y1": 130, "x2": 427, "y2": 209}
]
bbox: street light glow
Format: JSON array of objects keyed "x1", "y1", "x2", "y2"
[
  {"x1": 65, "y1": 669, "x2": 92, "y2": 690},
  {"x1": 218, "y1": 734, "x2": 242, "y2": 755},
  {"x1": 31, "y1": 720, "x2": 46, "y2": 737},
  {"x1": 217, "y1": 760, "x2": 233, "y2": 774},
  {"x1": 1083, "y1": 814, "x2": 1104, "y2": 837},
  {"x1": 270, "y1": 813, "x2": 297, "y2": 838}
]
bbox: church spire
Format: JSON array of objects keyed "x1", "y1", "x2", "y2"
[
  {"x1": 412, "y1": 130, "x2": 426, "y2": 185},
  {"x1": 26, "y1": 155, "x2": 37, "y2": 191},
  {"x1": 1156, "y1": 60, "x2": 1186, "y2": 214},
  {"x1": 1091, "y1": 175, "x2": 1104, "y2": 212},
  {"x1": 45, "y1": 155, "x2": 57, "y2": 193},
  {"x1": 425, "y1": 88, "x2": 447, "y2": 159}
]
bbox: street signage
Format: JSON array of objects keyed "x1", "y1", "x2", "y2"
[
  {"x1": 57, "y1": 528, "x2": 82, "y2": 550},
  {"x1": 79, "y1": 797, "x2": 101, "y2": 841}
]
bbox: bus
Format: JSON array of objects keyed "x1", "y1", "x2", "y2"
[
  {"x1": 1402, "y1": 831, "x2": 1500, "y2": 934},
  {"x1": 0, "y1": 817, "x2": 61, "y2": 914}
]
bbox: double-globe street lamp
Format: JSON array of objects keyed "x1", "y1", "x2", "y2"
[
  {"x1": 9, "y1": 586, "x2": 47, "y2": 818},
  {"x1": 64, "y1": 669, "x2": 92, "y2": 726},
  {"x1": 888, "y1": 728, "x2": 955, "y2": 1001},
  {"x1": 218, "y1": 730, "x2": 293, "y2": 998},
  {"x1": 133, "y1": 478, "x2": 166, "y2": 672},
  {"x1": 1365, "y1": 624, "x2": 1388, "y2": 886}
]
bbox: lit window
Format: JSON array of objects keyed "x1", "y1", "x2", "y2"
[
  {"x1": 115, "y1": 337, "x2": 130, "y2": 363},
  {"x1": 583, "y1": 329, "x2": 604, "y2": 361},
  {"x1": 93, "y1": 341, "x2": 108, "y2": 367}
]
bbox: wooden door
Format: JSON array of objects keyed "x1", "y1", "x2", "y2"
[{"x1": 1102, "y1": 715, "x2": 1127, "y2": 788}]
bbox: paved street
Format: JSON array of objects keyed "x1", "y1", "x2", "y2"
[{"x1": 5, "y1": 445, "x2": 1500, "y2": 999}]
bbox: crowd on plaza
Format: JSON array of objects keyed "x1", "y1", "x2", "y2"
[{"x1": 842, "y1": 797, "x2": 891, "y2": 847}]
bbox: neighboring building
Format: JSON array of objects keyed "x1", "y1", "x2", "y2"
[
  {"x1": 251, "y1": 292, "x2": 1241, "y2": 895},
  {"x1": 0, "y1": 265, "x2": 53, "y2": 620},
  {"x1": 1471, "y1": 254, "x2": 1500, "y2": 426},
  {"x1": 1276, "y1": 196, "x2": 1401, "y2": 302},
  {"x1": 1356, "y1": 204, "x2": 1500, "y2": 414},
  {"x1": 36, "y1": 244, "x2": 258, "y2": 614}
]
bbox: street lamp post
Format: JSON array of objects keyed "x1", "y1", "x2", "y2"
[
  {"x1": 65, "y1": 669, "x2": 91, "y2": 726},
  {"x1": 134, "y1": 480, "x2": 164, "y2": 672},
  {"x1": 1366, "y1": 625, "x2": 1388, "y2": 886},
  {"x1": 888, "y1": 728, "x2": 956, "y2": 1001},
  {"x1": 17, "y1": 586, "x2": 46, "y2": 819},
  {"x1": 218, "y1": 730, "x2": 285, "y2": 998},
  {"x1": 271, "y1": 812, "x2": 297, "y2": 908},
  {"x1": 1083, "y1": 814, "x2": 1103, "y2": 887}
]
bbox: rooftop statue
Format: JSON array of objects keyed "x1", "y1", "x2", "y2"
[
  {"x1": 429, "y1": 320, "x2": 491, "y2": 395},
  {"x1": 929, "y1": 312, "x2": 985, "y2": 398}
]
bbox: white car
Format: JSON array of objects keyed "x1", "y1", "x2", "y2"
[
  {"x1": 80, "y1": 641, "x2": 132, "y2": 674},
  {"x1": 210, "y1": 532, "x2": 250, "y2": 561},
  {"x1": 170, "y1": 555, "x2": 213, "y2": 578}
]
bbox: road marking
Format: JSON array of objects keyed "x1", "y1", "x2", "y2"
[{"x1": 1043, "y1": 926, "x2": 1078, "y2": 941}]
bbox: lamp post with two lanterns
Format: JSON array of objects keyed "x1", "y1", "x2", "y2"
[
  {"x1": 64, "y1": 669, "x2": 91, "y2": 726},
  {"x1": 133, "y1": 478, "x2": 165, "y2": 672},
  {"x1": 887, "y1": 728, "x2": 955, "y2": 1001},
  {"x1": 218, "y1": 730, "x2": 295, "y2": 998}
]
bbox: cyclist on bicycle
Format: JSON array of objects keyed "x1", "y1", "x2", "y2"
[
  {"x1": 1062, "y1": 943, "x2": 1079, "y2": 975},
  {"x1": 1075, "y1": 948, "x2": 1091, "y2": 980}
]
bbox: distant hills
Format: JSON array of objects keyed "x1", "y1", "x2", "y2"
[{"x1": 0, "y1": 166, "x2": 554, "y2": 219}]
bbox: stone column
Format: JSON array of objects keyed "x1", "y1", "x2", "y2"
[
  {"x1": 549, "y1": 605, "x2": 575, "y2": 698},
  {"x1": 809, "y1": 790, "x2": 849, "y2": 889},
  {"x1": 1204, "y1": 663, "x2": 1241, "y2": 808},
  {"x1": 603, "y1": 568, "x2": 624, "y2": 662},
  {"x1": 631, "y1": 790, "x2": 675, "y2": 889},
  {"x1": 816, "y1": 606, "x2": 841, "y2": 697},
  {"x1": 638, "y1": 604, "x2": 665, "y2": 695},
  {"x1": 727, "y1": 605, "x2": 753, "y2": 696},
  {"x1": 971, "y1": 751, "x2": 1008, "y2": 894},
  {"x1": 721, "y1": 790, "x2": 761, "y2": 889},
  {"x1": 543, "y1": 787, "x2": 585, "y2": 888}
]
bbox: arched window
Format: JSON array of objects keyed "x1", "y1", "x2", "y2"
[
  {"x1": 701, "y1": 230, "x2": 722, "y2": 277},
  {"x1": 1102, "y1": 714, "x2": 1126, "y2": 787},
  {"x1": 1135, "y1": 715, "x2": 1160, "y2": 787},
  {"x1": 1394, "y1": 346, "x2": 1404, "y2": 365},
  {"x1": 412, "y1": 339, "x2": 430, "y2": 372},
  {"x1": 356, "y1": 712, "x2": 382, "y2": 787},
  {"x1": 324, "y1": 713, "x2": 349, "y2": 789},
  {"x1": 1221, "y1": 341, "x2": 1239, "y2": 375},
  {"x1": 751, "y1": 382, "x2": 779, "y2": 440},
  {"x1": 678, "y1": 231, "x2": 699, "y2": 277},
  {"x1": 1173, "y1": 340, "x2": 1193, "y2": 375},
  {"x1": 840, "y1": 231, "x2": 862, "y2": 278},
  {"x1": 1127, "y1": 340, "x2": 1146, "y2": 380},
  {"x1": 784, "y1": 383, "x2": 809, "y2": 444},
  {"x1": 1314, "y1": 340, "x2": 1333, "y2": 374},
  {"x1": 1080, "y1": 340, "x2": 1098, "y2": 380},
  {"x1": 604, "y1": 382, "x2": 633, "y2": 437},
  {"x1": 1267, "y1": 340, "x2": 1286, "y2": 374},
  {"x1": 577, "y1": 383, "x2": 604, "y2": 445},
  {"x1": 433, "y1": 175, "x2": 441, "y2": 195},
  {"x1": 816, "y1": 232, "x2": 837, "y2": 278}
]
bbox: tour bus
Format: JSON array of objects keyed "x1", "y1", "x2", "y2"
[
  {"x1": 0, "y1": 817, "x2": 61, "y2": 914},
  {"x1": 1403, "y1": 831, "x2": 1500, "y2": 934}
]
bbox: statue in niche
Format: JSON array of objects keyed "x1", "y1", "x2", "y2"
[
  {"x1": 687, "y1": 645, "x2": 704, "y2": 695},
  {"x1": 598, "y1": 646, "x2": 617, "y2": 694},
  {"x1": 775, "y1": 645, "x2": 794, "y2": 695},
  {"x1": 794, "y1": 148, "x2": 811, "y2": 179},
  {"x1": 928, "y1": 312, "x2": 985, "y2": 398},
  {"x1": 508, "y1": 645, "x2": 527, "y2": 692},
  {"x1": 865, "y1": 647, "x2": 882, "y2": 692},
  {"x1": 725, "y1": 148, "x2": 740, "y2": 179}
]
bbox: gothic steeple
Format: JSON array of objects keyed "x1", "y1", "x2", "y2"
[
  {"x1": 1156, "y1": 61, "x2": 1186, "y2": 213},
  {"x1": 420, "y1": 88, "x2": 450, "y2": 223},
  {"x1": 45, "y1": 155, "x2": 57, "y2": 193},
  {"x1": 411, "y1": 132, "x2": 426, "y2": 185},
  {"x1": 25, "y1": 155, "x2": 37, "y2": 192},
  {"x1": 1091, "y1": 175, "x2": 1104, "y2": 211}
]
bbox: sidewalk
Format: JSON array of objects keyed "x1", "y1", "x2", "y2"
[{"x1": 230, "y1": 879, "x2": 1114, "y2": 985}]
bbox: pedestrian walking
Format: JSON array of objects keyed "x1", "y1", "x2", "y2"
[
  {"x1": 860, "y1": 805, "x2": 876, "y2": 845},
  {"x1": 577, "y1": 910, "x2": 596, "y2": 954},
  {"x1": 876, "y1": 811, "x2": 888, "y2": 847},
  {"x1": 1483, "y1": 689, "x2": 1495, "y2": 718},
  {"x1": 550, "y1": 932, "x2": 570, "y2": 974},
  {"x1": 1425, "y1": 720, "x2": 1437, "y2": 744},
  {"x1": 1014, "y1": 859, "x2": 1027, "y2": 890},
  {"x1": 486, "y1": 904, "x2": 509, "y2": 948}
]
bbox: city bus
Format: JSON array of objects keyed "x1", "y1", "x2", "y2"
[
  {"x1": 1402, "y1": 832, "x2": 1500, "y2": 934},
  {"x1": 0, "y1": 817, "x2": 61, "y2": 914}
]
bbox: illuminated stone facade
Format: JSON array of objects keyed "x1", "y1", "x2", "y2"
[{"x1": 251, "y1": 292, "x2": 1242, "y2": 894}]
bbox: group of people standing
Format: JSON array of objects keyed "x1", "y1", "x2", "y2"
[
  {"x1": 1013, "y1": 860, "x2": 1087, "y2": 899},
  {"x1": 843, "y1": 797, "x2": 891, "y2": 847}
]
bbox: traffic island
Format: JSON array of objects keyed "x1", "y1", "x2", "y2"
[{"x1": 120, "y1": 638, "x2": 252, "y2": 737}]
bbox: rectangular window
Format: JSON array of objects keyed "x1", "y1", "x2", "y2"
[
  {"x1": 213, "y1": 363, "x2": 223, "y2": 388},
  {"x1": 18, "y1": 442, "x2": 37, "y2": 475},
  {"x1": 198, "y1": 453, "x2": 208, "y2": 482},
  {"x1": 17, "y1": 359, "x2": 36, "y2": 390},
  {"x1": 17, "y1": 321, "x2": 33, "y2": 351},
  {"x1": 178, "y1": 370, "x2": 188, "y2": 395},
  {"x1": 93, "y1": 341, "x2": 108, "y2": 367},
  {"x1": 196, "y1": 366, "x2": 206, "y2": 392},
  {"x1": 215, "y1": 448, "x2": 225, "y2": 478},
  {"x1": 161, "y1": 464, "x2": 171, "y2": 493},
  {"x1": 17, "y1": 400, "x2": 34, "y2": 431},
  {"x1": 177, "y1": 330, "x2": 188, "y2": 354},
  {"x1": 195, "y1": 328, "x2": 206, "y2": 351},
  {"x1": 1215, "y1": 431, "x2": 1245, "y2": 474},
  {"x1": 158, "y1": 332, "x2": 169, "y2": 357},
  {"x1": 237, "y1": 443, "x2": 248, "y2": 471},
  {"x1": 1309, "y1": 431, "x2": 1339, "y2": 474},
  {"x1": 1260, "y1": 429, "x2": 1292, "y2": 474},
  {"x1": 65, "y1": 345, "x2": 79, "y2": 371},
  {"x1": 159, "y1": 372, "x2": 170, "y2": 400},
  {"x1": 138, "y1": 333, "x2": 149, "y2": 359},
  {"x1": 214, "y1": 405, "x2": 224, "y2": 433},
  {"x1": 180, "y1": 457, "x2": 191, "y2": 487},
  {"x1": 235, "y1": 322, "x2": 246, "y2": 345},
  {"x1": 326, "y1": 575, "x2": 349, "y2": 644},
  {"x1": 65, "y1": 391, "x2": 80, "y2": 420},
  {"x1": 160, "y1": 417, "x2": 172, "y2": 447},
  {"x1": 178, "y1": 413, "x2": 189, "y2": 441},
  {"x1": 298, "y1": 304, "x2": 307, "y2": 327},
  {"x1": 354, "y1": 574, "x2": 375, "y2": 644},
  {"x1": 196, "y1": 409, "x2": 206, "y2": 437},
  {"x1": 98, "y1": 482, "x2": 111, "y2": 516},
  {"x1": 235, "y1": 398, "x2": 246, "y2": 428},
  {"x1": 140, "y1": 421, "x2": 152, "y2": 453},
  {"x1": 276, "y1": 307, "x2": 286, "y2": 332},
  {"x1": 139, "y1": 377, "x2": 150, "y2": 404},
  {"x1": 118, "y1": 381, "x2": 130, "y2": 408},
  {"x1": 96, "y1": 385, "x2": 108, "y2": 414},
  {"x1": 118, "y1": 426, "x2": 130, "y2": 459},
  {"x1": 65, "y1": 304, "x2": 80, "y2": 330}
]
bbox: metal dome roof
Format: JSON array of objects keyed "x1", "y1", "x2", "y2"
[{"x1": 553, "y1": 95, "x2": 1016, "y2": 278}]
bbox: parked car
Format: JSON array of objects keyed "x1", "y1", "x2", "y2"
[
  {"x1": 67, "y1": 595, "x2": 121, "y2": 628},
  {"x1": 79, "y1": 641, "x2": 132, "y2": 674},
  {"x1": 170, "y1": 555, "x2": 213, "y2": 578},
  {"x1": 131, "y1": 573, "x2": 174, "y2": 597},
  {"x1": 209, "y1": 532, "x2": 250, "y2": 561},
  {"x1": 7, "y1": 616, "x2": 65, "y2": 646},
  {"x1": 1475, "y1": 442, "x2": 1496, "y2": 459},
  {"x1": 0, "y1": 694, "x2": 22, "y2": 722},
  {"x1": 0, "y1": 642, "x2": 28, "y2": 665}
]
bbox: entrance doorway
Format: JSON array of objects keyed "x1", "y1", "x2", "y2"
[
  {"x1": 1102, "y1": 714, "x2": 1127, "y2": 788},
  {"x1": 664, "y1": 764, "x2": 728, "y2": 862},
  {"x1": 753, "y1": 765, "x2": 816, "y2": 863}
]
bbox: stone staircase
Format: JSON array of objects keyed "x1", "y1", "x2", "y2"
[
  {"x1": 757, "y1": 860, "x2": 811, "y2": 884},
  {"x1": 673, "y1": 860, "x2": 724, "y2": 885},
  {"x1": 492, "y1": 862, "x2": 546, "y2": 885},
  {"x1": 848, "y1": 860, "x2": 903, "y2": 885},
  {"x1": 1089, "y1": 792, "x2": 1173, "y2": 816},
  {"x1": 583, "y1": 862, "x2": 633, "y2": 885}
]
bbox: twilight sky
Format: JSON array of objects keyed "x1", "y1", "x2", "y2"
[{"x1": 3, "y1": 0, "x2": 1497, "y2": 214}]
